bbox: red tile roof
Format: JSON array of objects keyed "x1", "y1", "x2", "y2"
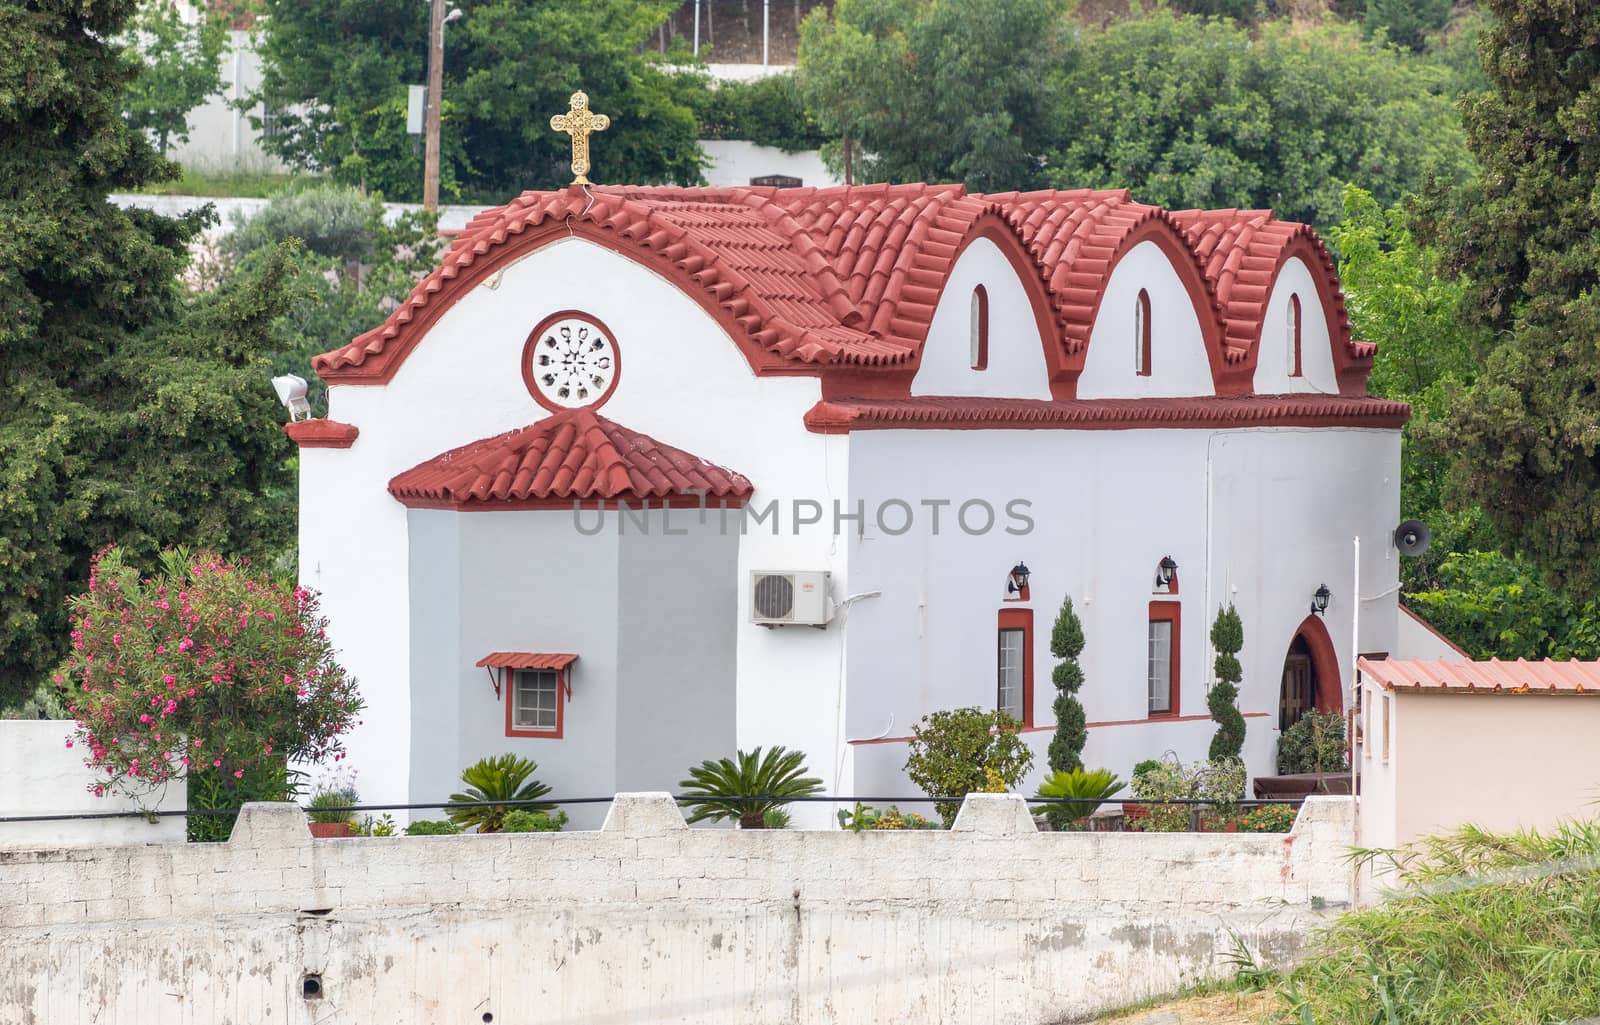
[
  {"x1": 388, "y1": 409, "x2": 753, "y2": 509},
  {"x1": 805, "y1": 394, "x2": 1411, "y2": 433},
  {"x1": 1171, "y1": 209, "x2": 1371, "y2": 372},
  {"x1": 1358, "y1": 657, "x2": 1600, "y2": 695},
  {"x1": 283, "y1": 419, "x2": 359, "y2": 449},
  {"x1": 475, "y1": 652, "x2": 578, "y2": 671},
  {"x1": 314, "y1": 183, "x2": 1369, "y2": 398}
]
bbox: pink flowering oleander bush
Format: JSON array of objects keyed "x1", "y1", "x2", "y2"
[{"x1": 56, "y1": 547, "x2": 362, "y2": 826}]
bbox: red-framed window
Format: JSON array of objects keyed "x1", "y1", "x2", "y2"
[
  {"x1": 1134, "y1": 288, "x2": 1152, "y2": 376},
  {"x1": 970, "y1": 285, "x2": 990, "y2": 370},
  {"x1": 997, "y1": 608, "x2": 1033, "y2": 726},
  {"x1": 1287, "y1": 293, "x2": 1303, "y2": 377},
  {"x1": 1147, "y1": 601, "x2": 1180, "y2": 717},
  {"x1": 503, "y1": 667, "x2": 569, "y2": 739}
]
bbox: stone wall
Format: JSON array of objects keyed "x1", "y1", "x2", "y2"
[
  {"x1": 0, "y1": 794, "x2": 1356, "y2": 1024},
  {"x1": 0, "y1": 720, "x2": 186, "y2": 849}
]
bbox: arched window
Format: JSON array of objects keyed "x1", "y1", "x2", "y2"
[
  {"x1": 1134, "y1": 289, "x2": 1152, "y2": 376},
  {"x1": 970, "y1": 285, "x2": 989, "y2": 370},
  {"x1": 1287, "y1": 294, "x2": 1303, "y2": 378}
]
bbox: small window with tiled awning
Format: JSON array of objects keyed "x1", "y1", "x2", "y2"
[{"x1": 476, "y1": 652, "x2": 578, "y2": 739}]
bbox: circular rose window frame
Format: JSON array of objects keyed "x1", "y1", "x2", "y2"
[{"x1": 520, "y1": 310, "x2": 622, "y2": 413}]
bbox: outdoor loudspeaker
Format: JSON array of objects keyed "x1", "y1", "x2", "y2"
[{"x1": 1393, "y1": 519, "x2": 1432, "y2": 558}]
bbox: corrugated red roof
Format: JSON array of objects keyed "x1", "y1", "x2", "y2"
[
  {"x1": 388, "y1": 409, "x2": 752, "y2": 509},
  {"x1": 805, "y1": 394, "x2": 1410, "y2": 433},
  {"x1": 313, "y1": 184, "x2": 1368, "y2": 397},
  {"x1": 1359, "y1": 657, "x2": 1600, "y2": 695},
  {"x1": 475, "y1": 652, "x2": 578, "y2": 670}
]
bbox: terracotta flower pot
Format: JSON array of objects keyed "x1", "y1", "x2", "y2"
[
  {"x1": 308, "y1": 821, "x2": 354, "y2": 838},
  {"x1": 1121, "y1": 802, "x2": 1149, "y2": 821}
]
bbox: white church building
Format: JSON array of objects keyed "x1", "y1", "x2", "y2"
[{"x1": 287, "y1": 182, "x2": 1407, "y2": 823}]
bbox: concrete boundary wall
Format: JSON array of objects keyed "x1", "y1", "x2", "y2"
[{"x1": 0, "y1": 795, "x2": 1356, "y2": 1025}]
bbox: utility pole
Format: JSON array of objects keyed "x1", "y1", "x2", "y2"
[{"x1": 423, "y1": 0, "x2": 445, "y2": 210}]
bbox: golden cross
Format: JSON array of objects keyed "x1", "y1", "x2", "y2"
[{"x1": 549, "y1": 91, "x2": 611, "y2": 185}]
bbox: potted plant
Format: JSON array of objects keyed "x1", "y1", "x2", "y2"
[
  {"x1": 446, "y1": 754, "x2": 554, "y2": 833},
  {"x1": 1122, "y1": 759, "x2": 1164, "y2": 823},
  {"x1": 1031, "y1": 768, "x2": 1125, "y2": 831},
  {"x1": 678, "y1": 746, "x2": 822, "y2": 829},
  {"x1": 307, "y1": 785, "x2": 358, "y2": 837}
]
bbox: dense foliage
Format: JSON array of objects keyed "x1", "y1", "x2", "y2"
[
  {"x1": 677, "y1": 746, "x2": 823, "y2": 829},
  {"x1": 1285, "y1": 819, "x2": 1600, "y2": 1023},
  {"x1": 1407, "y1": 551, "x2": 1600, "y2": 660},
  {"x1": 251, "y1": 0, "x2": 703, "y2": 201},
  {"x1": 903, "y1": 707, "x2": 1034, "y2": 827},
  {"x1": 58, "y1": 548, "x2": 361, "y2": 821},
  {"x1": 1048, "y1": 14, "x2": 1473, "y2": 227},
  {"x1": 1045, "y1": 595, "x2": 1087, "y2": 775},
  {"x1": 691, "y1": 73, "x2": 825, "y2": 152},
  {"x1": 118, "y1": 0, "x2": 227, "y2": 155},
  {"x1": 0, "y1": 0, "x2": 300, "y2": 711},
  {"x1": 1207, "y1": 605, "x2": 1246, "y2": 762},
  {"x1": 1277, "y1": 709, "x2": 1349, "y2": 776},
  {"x1": 1416, "y1": 0, "x2": 1600, "y2": 606},
  {"x1": 799, "y1": 0, "x2": 1071, "y2": 190}
]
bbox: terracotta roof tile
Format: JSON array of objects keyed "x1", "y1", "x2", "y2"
[
  {"x1": 1359, "y1": 657, "x2": 1600, "y2": 695},
  {"x1": 476, "y1": 652, "x2": 578, "y2": 670},
  {"x1": 804, "y1": 394, "x2": 1410, "y2": 433},
  {"x1": 315, "y1": 183, "x2": 1369, "y2": 397},
  {"x1": 388, "y1": 409, "x2": 753, "y2": 509}
]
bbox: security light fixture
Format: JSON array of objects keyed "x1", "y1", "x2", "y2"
[
  {"x1": 1311, "y1": 584, "x2": 1331, "y2": 616},
  {"x1": 1007, "y1": 562, "x2": 1031, "y2": 595},
  {"x1": 271, "y1": 374, "x2": 312, "y2": 422},
  {"x1": 444, "y1": 6, "x2": 463, "y2": 23},
  {"x1": 1156, "y1": 555, "x2": 1178, "y2": 589}
]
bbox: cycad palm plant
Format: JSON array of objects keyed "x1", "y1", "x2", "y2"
[
  {"x1": 446, "y1": 754, "x2": 553, "y2": 833},
  {"x1": 678, "y1": 746, "x2": 823, "y2": 829},
  {"x1": 1031, "y1": 768, "x2": 1125, "y2": 831}
]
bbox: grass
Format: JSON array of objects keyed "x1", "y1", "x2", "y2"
[
  {"x1": 1278, "y1": 819, "x2": 1600, "y2": 1024},
  {"x1": 136, "y1": 166, "x2": 300, "y2": 198}
]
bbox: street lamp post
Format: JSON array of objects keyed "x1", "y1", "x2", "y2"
[{"x1": 423, "y1": 2, "x2": 461, "y2": 210}]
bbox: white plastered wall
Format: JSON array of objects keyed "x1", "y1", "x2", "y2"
[
  {"x1": 910, "y1": 236, "x2": 1052, "y2": 399},
  {"x1": 843, "y1": 426, "x2": 1401, "y2": 797},
  {"x1": 1076, "y1": 241, "x2": 1214, "y2": 398},
  {"x1": 299, "y1": 237, "x2": 846, "y2": 811},
  {"x1": 1252, "y1": 257, "x2": 1339, "y2": 394}
]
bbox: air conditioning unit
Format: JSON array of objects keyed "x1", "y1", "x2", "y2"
[{"x1": 750, "y1": 570, "x2": 833, "y2": 627}]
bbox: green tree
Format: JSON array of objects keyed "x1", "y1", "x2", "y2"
[
  {"x1": 0, "y1": 0, "x2": 299, "y2": 710},
  {"x1": 1049, "y1": 13, "x2": 1472, "y2": 227},
  {"x1": 1207, "y1": 605, "x2": 1246, "y2": 762},
  {"x1": 1329, "y1": 186, "x2": 1499, "y2": 592},
  {"x1": 118, "y1": 0, "x2": 228, "y2": 155},
  {"x1": 1363, "y1": 0, "x2": 1454, "y2": 52},
  {"x1": 252, "y1": 0, "x2": 703, "y2": 201},
  {"x1": 799, "y1": 0, "x2": 1072, "y2": 190},
  {"x1": 692, "y1": 73, "x2": 825, "y2": 152},
  {"x1": 1045, "y1": 595, "x2": 1087, "y2": 775},
  {"x1": 1414, "y1": 0, "x2": 1600, "y2": 604},
  {"x1": 1407, "y1": 551, "x2": 1600, "y2": 661}
]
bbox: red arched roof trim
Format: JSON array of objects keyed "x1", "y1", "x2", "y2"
[{"x1": 1291, "y1": 612, "x2": 1345, "y2": 714}]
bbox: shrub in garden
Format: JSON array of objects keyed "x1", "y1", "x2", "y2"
[
  {"x1": 1238, "y1": 804, "x2": 1298, "y2": 833},
  {"x1": 306, "y1": 786, "x2": 358, "y2": 826},
  {"x1": 1208, "y1": 605, "x2": 1246, "y2": 762},
  {"x1": 1046, "y1": 596, "x2": 1088, "y2": 774},
  {"x1": 1128, "y1": 756, "x2": 1245, "y2": 831},
  {"x1": 57, "y1": 547, "x2": 362, "y2": 841},
  {"x1": 1031, "y1": 768, "x2": 1125, "y2": 831},
  {"x1": 837, "y1": 803, "x2": 939, "y2": 831},
  {"x1": 403, "y1": 819, "x2": 462, "y2": 836},
  {"x1": 503, "y1": 809, "x2": 568, "y2": 833},
  {"x1": 904, "y1": 707, "x2": 1035, "y2": 827},
  {"x1": 446, "y1": 754, "x2": 553, "y2": 833},
  {"x1": 1277, "y1": 709, "x2": 1350, "y2": 775},
  {"x1": 677, "y1": 746, "x2": 823, "y2": 829}
]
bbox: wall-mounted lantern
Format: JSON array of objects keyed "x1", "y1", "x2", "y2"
[
  {"x1": 1006, "y1": 562, "x2": 1031, "y2": 596},
  {"x1": 1155, "y1": 555, "x2": 1178, "y2": 590},
  {"x1": 1310, "y1": 583, "x2": 1331, "y2": 616}
]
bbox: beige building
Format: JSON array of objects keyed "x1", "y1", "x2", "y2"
[{"x1": 1357, "y1": 656, "x2": 1600, "y2": 851}]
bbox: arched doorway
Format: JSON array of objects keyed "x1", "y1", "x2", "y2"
[{"x1": 1279, "y1": 614, "x2": 1342, "y2": 731}]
